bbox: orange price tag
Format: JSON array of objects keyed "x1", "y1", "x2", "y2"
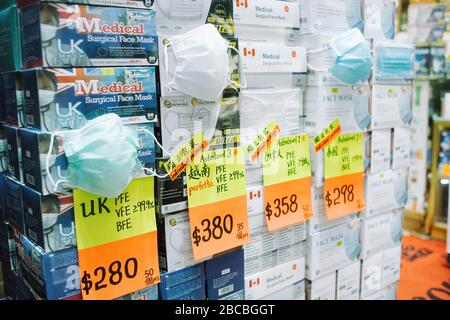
[
  {"x1": 264, "y1": 177, "x2": 313, "y2": 231},
  {"x1": 189, "y1": 196, "x2": 250, "y2": 261},
  {"x1": 323, "y1": 172, "x2": 365, "y2": 220},
  {"x1": 78, "y1": 232, "x2": 160, "y2": 300}
]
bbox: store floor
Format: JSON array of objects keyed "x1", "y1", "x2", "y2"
[{"x1": 398, "y1": 234, "x2": 450, "y2": 300}]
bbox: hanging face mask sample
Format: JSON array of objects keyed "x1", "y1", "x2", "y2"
[
  {"x1": 373, "y1": 41, "x2": 415, "y2": 83},
  {"x1": 299, "y1": 0, "x2": 363, "y2": 35},
  {"x1": 20, "y1": 3, "x2": 158, "y2": 68},
  {"x1": 21, "y1": 67, "x2": 158, "y2": 132},
  {"x1": 161, "y1": 23, "x2": 241, "y2": 102},
  {"x1": 363, "y1": 0, "x2": 396, "y2": 41},
  {"x1": 371, "y1": 85, "x2": 412, "y2": 130},
  {"x1": 233, "y1": 0, "x2": 299, "y2": 45},
  {"x1": 304, "y1": 85, "x2": 371, "y2": 135}
]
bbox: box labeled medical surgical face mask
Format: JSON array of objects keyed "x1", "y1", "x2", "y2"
[
  {"x1": 245, "y1": 257, "x2": 305, "y2": 300},
  {"x1": 5, "y1": 125, "x2": 23, "y2": 183},
  {"x1": 371, "y1": 85, "x2": 412, "y2": 129},
  {"x1": 159, "y1": 264, "x2": 206, "y2": 300},
  {"x1": 115, "y1": 285, "x2": 158, "y2": 300},
  {"x1": 306, "y1": 220, "x2": 362, "y2": 280},
  {"x1": 365, "y1": 169, "x2": 408, "y2": 217},
  {"x1": 4, "y1": 175, "x2": 25, "y2": 234},
  {"x1": 155, "y1": 158, "x2": 188, "y2": 216},
  {"x1": 20, "y1": 3, "x2": 158, "y2": 68},
  {"x1": 18, "y1": 123, "x2": 155, "y2": 195},
  {"x1": 382, "y1": 245, "x2": 401, "y2": 288},
  {"x1": 363, "y1": 0, "x2": 395, "y2": 41},
  {"x1": 336, "y1": 261, "x2": 360, "y2": 300},
  {"x1": 204, "y1": 249, "x2": 244, "y2": 300},
  {"x1": 299, "y1": 0, "x2": 362, "y2": 35},
  {"x1": 392, "y1": 127, "x2": 410, "y2": 170},
  {"x1": 360, "y1": 250, "x2": 383, "y2": 299},
  {"x1": 21, "y1": 185, "x2": 76, "y2": 253},
  {"x1": 308, "y1": 187, "x2": 357, "y2": 234},
  {"x1": 370, "y1": 130, "x2": 391, "y2": 174},
  {"x1": 304, "y1": 86, "x2": 371, "y2": 135},
  {"x1": 15, "y1": 234, "x2": 80, "y2": 300},
  {"x1": 22, "y1": 67, "x2": 158, "y2": 132},
  {"x1": 2, "y1": 71, "x2": 26, "y2": 128},
  {"x1": 18, "y1": 0, "x2": 155, "y2": 10},
  {"x1": 306, "y1": 271, "x2": 337, "y2": 300}
]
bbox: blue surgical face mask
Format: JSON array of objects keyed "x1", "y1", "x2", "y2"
[
  {"x1": 45, "y1": 114, "x2": 173, "y2": 198},
  {"x1": 376, "y1": 43, "x2": 415, "y2": 80},
  {"x1": 308, "y1": 29, "x2": 373, "y2": 85},
  {"x1": 390, "y1": 213, "x2": 403, "y2": 243},
  {"x1": 394, "y1": 174, "x2": 408, "y2": 206},
  {"x1": 399, "y1": 91, "x2": 412, "y2": 124},
  {"x1": 344, "y1": 226, "x2": 361, "y2": 260},
  {"x1": 353, "y1": 91, "x2": 371, "y2": 130}
]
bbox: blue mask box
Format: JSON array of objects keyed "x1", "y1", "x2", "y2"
[
  {"x1": 15, "y1": 233, "x2": 81, "y2": 300},
  {"x1": 0, "y1": 127, "x2": 8, "y2": 174},
  {"x1": 115, "y1": 285, "x2": 159, "y2": 300},
  {"x1": 0, "y1": 3, "x2": 22, "y2": 72},
  {"x1": 22, "y1": 67, "x2": 158, "y2": 132},
  {"x1": 155, "y1": 157, "x2": 188, "y2": 215},
  {"x1": 21, "y1": 185, "x2": 76, "y2": 253},
  {"x1": 3, "y1": 175, "x2": 25, "y2": 234},
  {"x1": 20, "y1": 3, "x2": 158, "y2": 68},
  {"x1": 18, "y1": 0, "x2": 155, "y2": 10},
  {"x1": 159, "y1": 264, "x2": 206, "y2": 300},
  {"x1": 5, "y1": 125, "x2": 23, "y2": 182},
  {"x1": 204, "y1": 249, "x2": 244, "y2": 300},
  {"x1": 2, "y1": 71, "x2": 26, "y2": 127}
]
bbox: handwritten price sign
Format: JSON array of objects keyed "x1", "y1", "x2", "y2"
[
  {"x1": 263, "y1": 134, "x2": 313, "y2": 231},
  {"x1": 324, "y1": 133, "x2": 365, "y2": 219},
  {"x1": 187, "y1": 147, "x2": 250, "y2": 260}
]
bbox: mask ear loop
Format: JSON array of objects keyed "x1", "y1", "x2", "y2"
[
  {"x1": 137, "y1": 128, "x2": 174, "y2": 179},
  {"x1": 306, "y1": 46, "x2": 330, "y2": 72},
  {"x1": 46, "y1": 132, "x2": 69, "y2": 192},
  {"x1": 227, "y1": 46, "x2": 248, "y2": 91}
]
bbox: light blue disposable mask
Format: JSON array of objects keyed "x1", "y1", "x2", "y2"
[
  {"x1": 344, "y1": 226, "x2": 361, "y2": 260},
  {"x1": 346, "y1": 0, "x2": 364, "y2": 30},
  {"x1": 45, "y1": 114, "x2": 173, "y2": 198},
  {"x1": 376, "y1": 44, "x2": 415, "y2": 80},
  {"x1": 390, "y1": 213, "x2": 403, "y2": 243},
  {"x1": 308, "y1": 29, "x2": 372, "y2": 85},
  {"x1": 353, "y1": 92, "x2": 371, "y2": 130},
  {"x1": 381, "y1": 7, "x2": 395, "y2": 39},
  {"x1": 399, "y1": 91, "x2": 412, "y2": 124},
  {"x1": 394, "y1": 174, "x2": 408, "y2": 206}
]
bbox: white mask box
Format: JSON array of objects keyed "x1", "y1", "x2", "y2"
[
  {"x1": 365, "y1": 169, "x2": 408, "y2": 216},
  {"x1": 382, "y1": 282, "x2": 398, "y2": 300},
  {"x1": 304, "y1": 85, "x2": 371, "y2": 135},
  {"x1": 392, "y1": 127, "x2": 411, "y2": 170},
  {"x1": 155, "y1": 0, "x2": 213, "y2": 36},
  {"x1": 363, "y1": 0, "x2": 396, "y2": 41},
  {"x1": 371, "y1": 85, "x2": 412, "y2": 130},
  {"x1": 360, "y1": 250, "x2": 383, "y2": 299},
  {"x1": 260, "y1": 280, "x2": 305, "y2": 300},
  {"x1": 308, "y1": 187, "x2": 358, "y2": 235},
  {"x1": 382, "y1": 245, "x2": 401, "y2": 288},
  {"x1": 306, "y1": 271, "x2": 337, "y2": 300},
  {"x1": 306, "y1": 219, "x2": 362, "y2": 280},
  {"x1": 299, "y1": 0, "x2": 363, "y2": 35},
  {"x1": 360, "y1": 209, "x2": 403, "y2": 258},
  {"x1": 157, "y1": 210, "x2": 210, "y2": 273},
  {"x1": 245, "y1": 257, "x2": 305, "y2": 300},
  {"x1": 336, "y1": 261, "x2": 361, "y2": 300},
  {"x1": 370, "y1": 129, "x2": 392, "y2": 174}
]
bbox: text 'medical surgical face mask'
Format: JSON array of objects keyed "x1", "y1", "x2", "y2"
[
  {"x1": 45, "y1": 114, "x2": 173, "y2": 198},
  {"x1": 307, "y1": 28, "x2": 372, "y2": 85},
  {"x1": 375, "y1": 42, "x2": 415, "y2": 80},
  {"x1": 163, "y1": 23, "x2": 246, "y2": 102}
]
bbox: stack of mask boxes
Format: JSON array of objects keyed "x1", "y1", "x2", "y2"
[{"x1": 0, "y1": 0, "x2": 161, "y2": 300}]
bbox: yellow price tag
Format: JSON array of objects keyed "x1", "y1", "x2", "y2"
[
  {"x1": 313, "y1": 119, "x2": 341, "y2": 152},
  {"x1": 246, "y1": 120, "x2": 281, "y2": 162}
]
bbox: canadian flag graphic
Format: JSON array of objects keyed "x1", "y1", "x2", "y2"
[
  {"x1": 244, "y1": 48, "x2": 256, "y2": 57},
  {"x1": 249, "y1": 277, "x2": 260, "y2": 288},
  {"x1": 236, "y1": 0, "x2": 248, "y2": 8},
  {"x1": 249, "y1": 190, "x2": 261, "y2": 200}
]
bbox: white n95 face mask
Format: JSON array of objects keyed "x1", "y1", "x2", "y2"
[
  {"x1": 41, "y1": 24, "x2": 58, "y2": 42},
  {"x1": 163, "y1": 23, "x2": 245, "y2": 102},
  {"x1": 169, "y1": 228, "x2": 192, "y2": 254}
]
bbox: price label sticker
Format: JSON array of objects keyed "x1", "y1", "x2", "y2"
[
  {"x1": 324, "y1": 132, "x2": 364, "y2": 179},
  {"x1": 313, "y1": 118, "x2": 341, "y2": 152},
  {"x1": 79, "y1": 232, "x2": 160, "y2": 300},
  {"x1": 246, "y1": 120, "x2": 281, "y2": 163},
  {"x1": 74, "y1": 177, "x2": 156, "y2": 250},
  {"x1": 163, "y1": 132, "x2": 209, "y2": 181},
  {"x1": 263, "y1": 134, "x2": 313, "y2": 231},
  {"x1": 324, "y1": 172, "x2": 365, "y2": 219},
  {"x1": 187, "y1": 147, "x2": 250, "y2": 260}
]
